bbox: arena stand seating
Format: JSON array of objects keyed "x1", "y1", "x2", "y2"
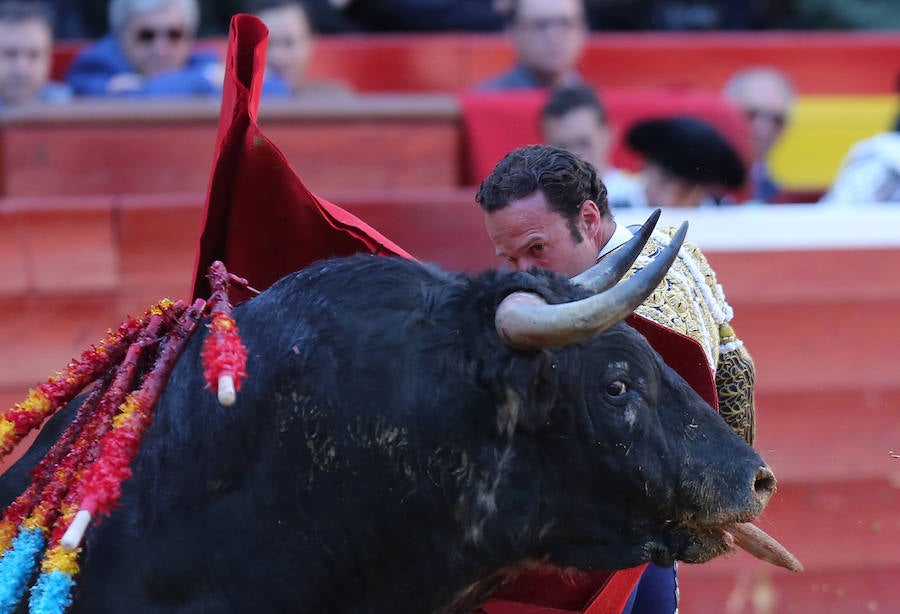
[
  {"x1": 44, "y1": 31, "x2": 900, "y2": 195},
  {"x1": 3, "y1": 31, "x2": 900, "y2": 613}
]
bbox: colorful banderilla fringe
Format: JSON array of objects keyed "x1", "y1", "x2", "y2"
[{"x1": 0, "y1": 261, "x2": 250, "y2": 614}]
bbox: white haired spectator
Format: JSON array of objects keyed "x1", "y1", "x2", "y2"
[{"x1": 65, "y1": 0, "x2": 230, "y2": 97}]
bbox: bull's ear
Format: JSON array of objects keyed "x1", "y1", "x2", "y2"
[{"x1": 497, "y1": 351, "x2": 559, "y2": 435}]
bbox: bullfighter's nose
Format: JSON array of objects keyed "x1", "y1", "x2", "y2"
[{"x1": 753, "y1": 466, "x2": 777, "y2": 508}]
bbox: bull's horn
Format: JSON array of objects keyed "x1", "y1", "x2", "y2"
[
  {"x1": 571, "y1": 208, "x2": 661, "y2": 293},
  {"x1": 496, "y1": 222, "x2": 687, "y2": 350}
]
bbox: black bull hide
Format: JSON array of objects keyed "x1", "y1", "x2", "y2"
[{"x1": 0, "y1": 254, "x2": 773, "y2": 613}]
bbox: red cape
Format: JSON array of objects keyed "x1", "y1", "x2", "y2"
[
  {"x1": 191, "y1": 15, "x2": 717, "y2": 614},
  {"x1": 190, "y1": 15, "x2": 410, "y2": 303}
]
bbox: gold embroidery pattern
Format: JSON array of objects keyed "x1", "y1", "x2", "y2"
[
  {"x1": 626, "y1": 226, "x2": 756, "y2": 445},
  {"x1": 716, "y1": 345, "x2": 756, "y2": 445}
]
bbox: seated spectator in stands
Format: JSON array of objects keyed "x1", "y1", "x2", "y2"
[
  {"x1": 247, "y1": 0, "x2": 352, "y2": 97},
  {"x1": 821, "y1": 71, "x2": 900, "y2": 205},
  {"x1": 476, "y1": 0, "x2": 587, "y2": 90},
  {"x1": 0, "y1": 2, "x2": 71, "y2": 108},
  {"x1": 722, "y1": 66, "x2": 795, "y2": 202},
  {"x1": 66, "y1": 0, "x2": 227, "y2": 97},
  {"x1": 540, "y1": 84, "x2": 644, "y2": 208},
  {"x1": 626, "y1": 116, "x2": 746, "y2": 208},
  {"x1": 819, "y1": 128, "x2": 900, "y2": 205}
]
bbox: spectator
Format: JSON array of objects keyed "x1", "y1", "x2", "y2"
[
  {"x1": 476, "y1": 0, "x2": 587, "y2": 90},
  {"x1": 477, "y1": 144, "x2": 756, "y2": 613},
  {"x1": 540, "y1": 84, "x2": 644, "y2": 208},
  {"x1": 625, "y1": 116, "x2": 746, "y2": 207},
  {"x1": 820, "y1": 72, "x2": 900, "y2": 205},
  {"x1": 722, "y1": 66, "x2": 795, "y2": 202},
  {"x1": 66, "y1": 0, "x2": 227, "y2": 97},
  {"x1": 0, "y1": 2, "x2": 70, "y2": 108},
  {"x1": 247, "y1": 0, "x2": 352, "y2": 97},
  {"x1": 819, "y1": 129, "x2": 900, "y2": 205}
]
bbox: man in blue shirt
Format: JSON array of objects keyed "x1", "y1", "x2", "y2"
[{"x1": 67, "y1": 0, "x2": 289, "y2": 97}]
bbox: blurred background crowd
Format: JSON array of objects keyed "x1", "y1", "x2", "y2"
[{"x1": 2, "y1": 0, "x2": 899, "y2": 207}]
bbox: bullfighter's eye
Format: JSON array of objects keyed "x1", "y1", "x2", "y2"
[{"x1": 606, "y1": 380, "x2": 627, "y2": 397}]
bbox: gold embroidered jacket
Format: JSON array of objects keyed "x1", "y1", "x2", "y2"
[{"x1": 627, "y1": 226, "x2": 756, "y2": 445}]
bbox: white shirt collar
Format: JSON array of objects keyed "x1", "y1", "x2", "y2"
[{"x1": 597, "y1": 222, "x2": 636, "y2": 260}]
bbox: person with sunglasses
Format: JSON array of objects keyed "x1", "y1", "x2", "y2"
[
  {"x1": 66, "y1": 0, "x2": 281, "y2": 97},
  {"x1": 722, "y1": 66, "x2": 796, "y2": 203}
]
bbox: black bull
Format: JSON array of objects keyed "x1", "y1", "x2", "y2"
[{"x1": 1, "y1": 253, "x2": 776, "y2": 613}]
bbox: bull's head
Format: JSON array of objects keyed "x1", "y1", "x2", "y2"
[{"x1": 471, "y1": 211, "x2": 799, "y2": 580}]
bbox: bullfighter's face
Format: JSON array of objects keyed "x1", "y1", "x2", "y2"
[{"x1": 484, "y1": 190, "x2": 603, "y2": 277}]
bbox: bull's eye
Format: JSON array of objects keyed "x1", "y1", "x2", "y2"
[{"x1": 606, "y1": 380, "x2": 627, "y2": 397}]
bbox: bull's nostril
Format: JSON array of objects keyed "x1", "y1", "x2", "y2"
[{"x1": 753, "y1": 466, "x2": 777, "y2": 503}]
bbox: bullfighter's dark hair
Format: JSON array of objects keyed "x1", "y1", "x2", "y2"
[
  {"x1": 475, "y1": 144, "x2": 610, "y2": 241},
  {"x1": 540, "y1": 84, "x2": 607, "y2": 126}
]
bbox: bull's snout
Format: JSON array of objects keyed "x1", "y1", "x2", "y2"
[{"x1": 753, "y1": 465, "x2": 777, "y2": 509}]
